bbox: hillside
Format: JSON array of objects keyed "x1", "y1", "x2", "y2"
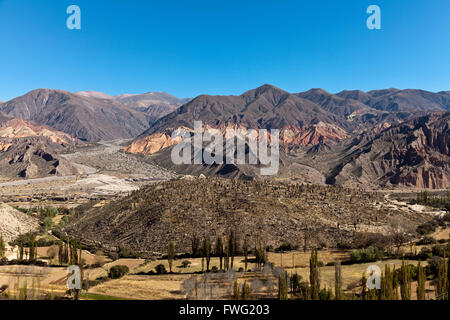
[
  {"x1": 306, "y1": 112, "x2": 450, "y2": 189},
  {"x1": 63, "y1": 177, "x2": 430, "y2": 255},
  {"x1": 0, "y1": 137, "x2": 83, "y2": 179},
  {"x1": 0, "y1": 203, "x2": 39, "y2": 243}
]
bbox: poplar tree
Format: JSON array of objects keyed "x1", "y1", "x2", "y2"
[
  {"x1": 392, "y1": 266, "x2": 399, "y2": 300},
  {"x1": 0, "y1": 235, "x2": 5, "y2": 259},
  {"x1": 191, "y1": 234, "x2": 199, "y2": 257},
  {"x1": 309, "y1": 248, "x2": 320, "y2": 300},
  {"x1": 278, "y1": 271, "x2": 288, "y2": 300},
  {"x1": 216, "y1": 236, "x2": 224, "y2": 271},
  {"x1": 400, "y1": 261, "x2": 411, "y2": 300},
  {"x1": 241, "y1": 281, "x2": 251, "y2": 300},
  {"x1": 361, "y1": 272, "x2": 367, "y2": 300},
  {"x1": 334, "y1": 262, "x2": 342, "y2": 300},
  {"x1": 203, "y1": 237, "x2": 211, "y2": 271},
  {"x1": 384, "y1": 264, "x2": 394, "y2": 300},
  {"x1": 224, "y1": 243, "x2": 230, "y2": 271},
  {"x1": 243, "y1": 235, "x2": 249, "y2": 272},
  {"x1": 168, "y1": 241, "x2": 175, "y2": 273},
  {"x1": 232, "y1": 280, "x2": 240, "y2": 300},
  {"x1": 228, "y1": 231, "x2": 235, "y2": 270},
  {"x1": 417, "y1": 261, "x2": 426, "y2": 300}
]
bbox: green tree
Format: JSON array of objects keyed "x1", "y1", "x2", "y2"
[
  {"x1": 168, "y1": 241, "x2": 175, "y2": 273},
  {"x1": 383, "y1": 264, "x2": 394, "y2": 300},
  {"x1": 278, "y1": 272, "x2": 288, "y2": 300},
  {"x1": 400, "y1": 260, "x2": 411, "y2": 300},
  {"x1": 417, "y1": 261, "x2": 426, "y2": 300}
]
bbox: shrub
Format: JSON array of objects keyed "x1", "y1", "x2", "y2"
[
  {"x1": 350, "y1": 246, "x2": 383, "y2": 263},
  {"x1": 275, "y1": 242, "x2": 297, "y2": 252},
  {"x1": 417, "y1": 221, "x2": 438, "y2": 235},
  {"x1": 352, "y1": 232, "x2": 389, "y2": 250},
  {"x1": 417, "y1": 247, "x2": 432, "y2": 261},
  {"x1": 417, "y1": 236, "x2": 437, "y2": 245},
  {"x1": 118, "y1": 246, "x2": 138, "y2": 258},
  {"x1": 155, "y1": 264, "x2": 167, "y2": 275},
  {"x1": 108, "y1": 265, "x2": 129, "y2": 279},
  {"x1": 431, "y1": 244, "x2": 450, "y2": 257},
  {"x1": 337, "y1": 242, "x2": 352, "y2": 250},
  {"x1": 211, "y1": 266, "x2": 219, "y2": 273},
  {"x1": 181, "y1": 260, "x2": 191, "y2": 268}
]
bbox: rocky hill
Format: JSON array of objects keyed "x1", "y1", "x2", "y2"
[
  {"x1": 0, "y1": 203, "x2": 39, "y2": 243},
  {"x1": 304, "y1": 112, "x2": 450, "y2": 189},
  {"x1": 0, "y1": 137, "x2": 83, "y2": 179},
  {"x1": 63, "y1": 177, "x2": 430, "y2": 255}
]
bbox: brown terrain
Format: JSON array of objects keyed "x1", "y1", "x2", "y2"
[
  {"x1": 120, "y1": 85, "x2": 449, "y2": 189},
  {"x1": 63, "y1": 177, "x2": 431, "y2": 256}
]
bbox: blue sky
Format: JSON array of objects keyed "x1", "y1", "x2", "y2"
[{"x1": 0, "y1": 0, "x2": 449, "y2": 101}]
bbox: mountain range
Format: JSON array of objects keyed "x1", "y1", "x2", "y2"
[
  {"x1": 0, "y1": 89, "x2": 189, "y2": 142},
  {"x1": 0, "y1": 84, "x2": 448, "y2": 188}
]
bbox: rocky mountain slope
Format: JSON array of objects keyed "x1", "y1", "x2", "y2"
[
  {"x1": 0, "y1": 89, "x2": 150, "y2": 142},
  {"x1": 303, "y1": 112, "x2": 450, "y2": 189},
  {"x1": 64, "y1": 177, "x2": 430, "y2": 255},
  {"x1": 0, "y1": 203, "x2": 39, "y2": 243},
  {"x1": 0, "y1": 112, "x2": 78, "y2": 146},
  {"x1": 0, "y1": 136, "x2": 83, "y2": 179}
]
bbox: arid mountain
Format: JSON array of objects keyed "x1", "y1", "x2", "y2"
[
  {"x1": 74, "y1": 90, "x2": 189, "y2": 125},
  {"x1": 125, "y1": 84, "x2": 349, "y2": 154},
  {"x1": 337, "y1": 88, "x2": 450, "y2": 112},
  {"x1": 121, "y1": 85, "x2": 449, "y2": 189},
  {"x1": 115, "y1": 92, "x2": 189, "y2": 124},
  {"x1": 309, "y1": 112, "x2": 450, "y2": 189},
  {"x1": 0, "y1": 137, "x2": 83, "y2": 179},
  {"x1": 63, "y1": 177, "x2": 429, "y2": 255},
  {"x1": 0, "y1": 89, "x2": 150, "y2": 142},
  {"x1": 0, "y1": 203, "x2": 39, "y2": 243},
  {"x1": 296, "y1": 88, "x2": 369, "y2": 117}
]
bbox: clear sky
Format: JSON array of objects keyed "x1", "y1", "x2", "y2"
[{"x1": 0, "y1": 0, "x2": 449, "y2": 101}]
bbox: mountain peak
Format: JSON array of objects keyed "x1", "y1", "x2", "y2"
[{"x1": 240, "y1": 84, "x2": 289, "y2": 101}]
